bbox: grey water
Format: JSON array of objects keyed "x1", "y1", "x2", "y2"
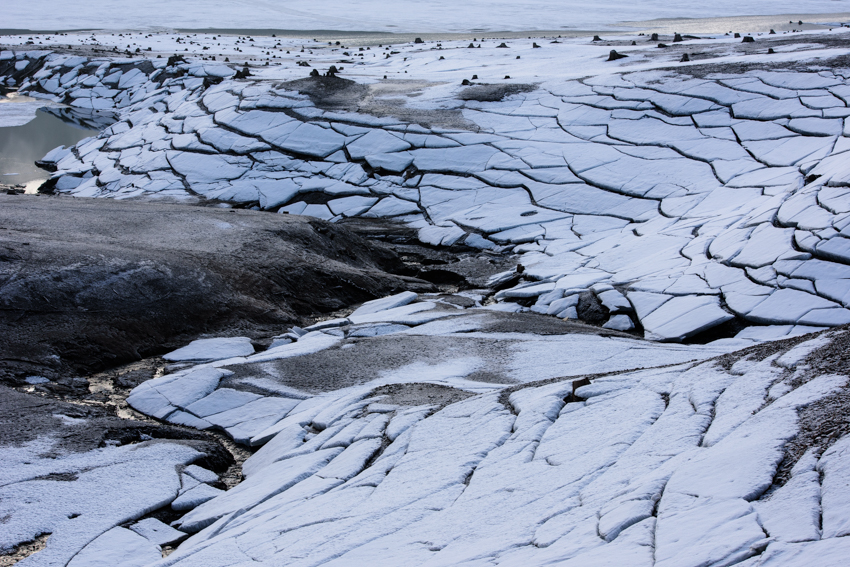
[{"x1": 0, "y1": 106, "x2": 99, "y2": 191}]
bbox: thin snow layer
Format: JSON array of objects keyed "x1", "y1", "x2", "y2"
[
  {"x1": 4, "y1": 0, "x2": 848, "y2": 32},
  {"x1": 126, "y1": 299, "x2": 734, "y2": 445},
  {"x1": 8, "y1": 29, "x2": 850, "y2": 341},
  {"x1": 0, "y1": 439, "x2": 200, "y2": 567},
  {"x1": 126, "y1": 331, "x2": 850, "y2": 567},
  {"x1": 163, "y1": 337, "x2": 255, "y2": 362}
]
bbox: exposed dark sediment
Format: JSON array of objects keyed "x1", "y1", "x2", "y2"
[{"x1": 0, "y1": 194, "x2": 435, "y2": 384}]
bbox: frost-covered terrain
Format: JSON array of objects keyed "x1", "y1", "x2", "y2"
[
  {"x1": 133, "y1": 313, "x2": 850, "y2": 567},
  {"x1": 5, "y1": 29, "x2": 850, "y2": 341},
  {"x1": 7, "y1": 290, "x2": 850, "y2": 567},
  {"x1": 4, "y1": 24, "x2": 850, "y2": 567}
]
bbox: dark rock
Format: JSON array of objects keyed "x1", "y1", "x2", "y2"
[
  {"x1": 568, "y1": 378, "x2": 591, "y2": 402},
  {"x1": 326, "y1": 65, "x2": 339, "y2": 76},
  {"x1": 202, "y1": 76, "x2": 222, "y2": 88},
  {"x1": 471, "y1": 74, "x2": 478, "y2": 80},
  {"x1": 532, "y1": 43, "x2": 541, "y2": 48},
  {"x1": 414, "y1": 37, "x2": 423, "y2": 44},
  {"x1": 576, "y1": 292, "x2": 607, "y2": 325},
  {"x1": 309, "y1": 68, "x2": 320, "y2": 77},
  {"x1": 592, "y1": 35, "x2": 602, "y2": 42},
  {"x1": 770, "y1": 29, "x2": 776, "y2": 34},
  {"x1": 680, "y1": 53, "x2": 690, "y2": 62},
  {"x1": 768, "y1": 48, "x2": 775, "y2": 54},
  {"x1": 496, "y1": 43, "x2": 509, "y2": 48},
  {"x1": 657, "y1": 43, "x2": 668, "y2": 48},
  {"x1": 416, "y1": 269, "x2": 467, "y2": 287}
]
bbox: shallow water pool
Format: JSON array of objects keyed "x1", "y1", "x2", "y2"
[{"x1": 0, "y1": 96, "x2": 101, "y2": 191}]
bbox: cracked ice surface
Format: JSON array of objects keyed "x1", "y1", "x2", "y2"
[
  {"x1": 115, "y1": 293, "x2": 850, "y2": 567},
  {"x1": 8, "y1": 29, "x2": 850, "y2": 341}
]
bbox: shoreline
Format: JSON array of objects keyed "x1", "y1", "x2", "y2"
[{"x1": 1, "y1": 11, "x2": 849, "y2": 41}]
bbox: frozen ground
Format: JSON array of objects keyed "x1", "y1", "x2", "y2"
[
  {"x1": 2, "y1": 1, "x2": 850, "y2": 33},
  {"x1": 4, "y1": 27, "x2": 850, "y2": 341},
  {"x1": 4, "y1": 25, "x2": 850, "y2": 567},
  {"x1": 135, "y1": 309, "x2": 850, "y2": 567},
  {"x1": 5, "y1": 290, "x2": 849, "y2": 566}
]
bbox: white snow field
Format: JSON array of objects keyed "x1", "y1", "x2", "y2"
[
  {"x1": 5, "y1": 25, "x2": 850, "y2": 567},
  {"x1": 3, "y1": 0, "x2": 850, "y2": 33}
]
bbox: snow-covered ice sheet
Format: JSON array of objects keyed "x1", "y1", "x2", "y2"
[
  {"x1": 8, "y1": 22, "x2": 850, "y2": 567},
  {"x1": 115, "y1": 329, "x2": 850, "y2": 567},
  {"x1": 7, "y1": 27, "x2": 850, "y2": 341}
]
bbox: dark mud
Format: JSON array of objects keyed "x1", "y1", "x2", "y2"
[
  {"x1": 458, "y1": 83, "x2": 537, "y2": 102},
  {"x1": 773, "y1": 327, "x2": 850, "y2": 486},
  {"x1": 0, "y1": 194, "x2": 435, "y2": 384},
  {"x1": 339, "y1": 217, "x2": 518, "y2": 290},
  {"x1": 222, "y1": 310, "x2": 633, "y2": 394},
  {"x1": 370, "y1": 382, "x2": 474, "y2": 407},
  {"x1": 280, "y1": 75, "x2": 476, "y2": 130}
]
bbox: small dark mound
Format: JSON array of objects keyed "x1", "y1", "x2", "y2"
[
  {"x1": 608, "y1": 50, "x2": 628, "y2": 61},
  {"x1": 742, "y1": 36, "x2": 755, "y2": 43},
  {"x1": 680, "y1": 53, "x2": 690, "y2": 62},
  {"x1": 280, "y1": 75, "x2": 368, "y2": 108}
]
